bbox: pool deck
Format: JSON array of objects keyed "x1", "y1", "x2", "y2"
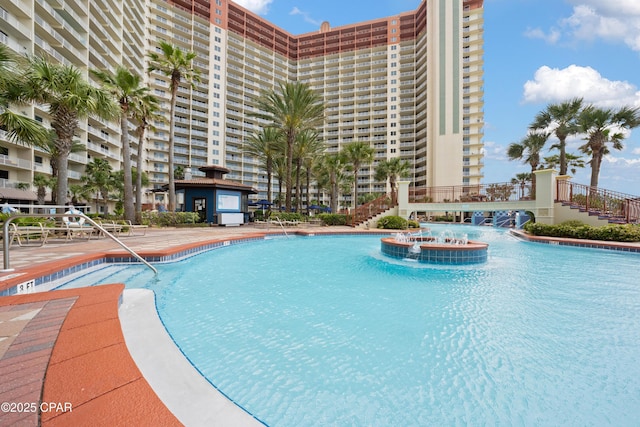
[{"x1": 1, "y1": 225, "x2": 639, "y2": 426}]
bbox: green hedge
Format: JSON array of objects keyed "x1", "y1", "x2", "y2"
[
  {"x1": 141, "y1": 211, "x2": 201, "y2": 227},
  {"x1": 317, "y1": 213, "x2": 347, "y2": 226},
  {"x1": 377, "y1": 215, "x2": 408, "y2": 230},
  {"x1": 523, "y1": 221, "x2": 640, "y2": 242}
]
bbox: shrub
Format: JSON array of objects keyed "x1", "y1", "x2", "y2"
[
  {"x1": 141, "y1": 211, "x2": 201, "y2": 227},
  {"x1": 377, "y1": 215, "x2": 408, "y2": 230},
  {"x1": 317, "y1": 213, "x2": 347, "y2": 226},
  {"x1": 407, "y1": 219, "x2": 420, "y2": 228},
  {"x1": 523, "y1": 221, "x2": 640, "y2": 242}
]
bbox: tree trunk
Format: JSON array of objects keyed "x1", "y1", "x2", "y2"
[
  {"x1": 295, "y1": 158, "x2": 302, "y2": 212},
  {"x1": 135, "y1": 126, "x2": 145, "y2": 223},
  {"x1": 52, "y1": 108, "x2": 77, "y2": 211},
  {"x1": 121, "y1": 111, "x2": 135, "y2": 222},
  {"x1": 266, "y1": 158, "x2": 273, "y2": 214},
  {"x1": 558, "y1": 139, "x2": 567, "y2": 175},
  {"x1": 167, "y1": 83, "x2": 178, "y2": 212},
  {"x1": 285, "y1": 131, "x2": 295, "y2": 212}
]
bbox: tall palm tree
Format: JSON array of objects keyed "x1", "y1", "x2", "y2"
[
  {"x1": 41, "y1": 131, "x2": 85, "y2": 204},
  {"x1": 341, "y1": 141, "x2": 374, "y2": 209},
  {"x1": 32, "y1": 174, "x2": 53, "y2": 207},
  {"x1": 510, "y1": 172, "x2": 533, "y2": 199},
  {"x1": 543, "y1": 153, "x2": 585, "y2": 175},
  {"x1": 530, "y1": 98, "x2": 583, "y2": 175},
  {"x1": 147, "y1": 42, "x2": 200, "y2": 212},
  {"x1": 244, "y1": 126, "x2": 283, "y2": 211},
  {"x1": 83, "y1": 158, "x2": 115, "y2": 214},
  {"x1": 92, "y1": 66, "x2": 152, "y2": 222},
  {"x1": 374, "y1": 157, "x2": 411, "y2": 204},
  {"x1": 299, "y1": 132, "x2": 325, "y2": 214},
  {"x1": 252, "y1": 81, "x2": 324, "y2": 212},
  {"x1": 577, "y1": 105, "x2": 640, "y2": 188},
  {"x1": 293, "y1": 129, "x2": 323, "y2": 212},
  {"x1": 131, "y1": 93, "x2": 162, "y2": 219},
  {"x1": 507, "y1": 131, "x2": 549, "y2": 190},
  {"x1": 12, "y1": 56, "x2": 117, "y2": 209},
  {"x1": 317, "y1": 153, "x2": 351, "y2": 214},
  {"x1": 0, "y1": 45, "x2": 49, "y2": 148}
]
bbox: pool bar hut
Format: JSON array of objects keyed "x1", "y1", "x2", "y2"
[{"x1": 171, "y1": 165, "x2": 257, "y2": 226}]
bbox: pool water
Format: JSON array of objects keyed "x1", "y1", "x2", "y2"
[{"x1": 60, "y1": 226, "x2": 640, "y2": 426}]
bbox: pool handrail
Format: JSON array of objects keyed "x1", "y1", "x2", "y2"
[{"x1": 2, "y1": 212, "x2": 158, "y2": 275}]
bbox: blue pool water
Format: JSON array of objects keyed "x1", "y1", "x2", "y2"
[{"x1": 60, "y1": 226, "x2": 640, "y2": 426}]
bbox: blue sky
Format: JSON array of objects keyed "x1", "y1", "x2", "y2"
[{"x1": 235, "y1": 0, "x2": 640, "y2": 195}]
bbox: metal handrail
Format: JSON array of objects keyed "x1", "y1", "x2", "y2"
[
  {"x1": 271, "y1": 217, "x2": 289, "y2": 238},
  {"x1": 2, "y1": 212, "x2": 157, "y2": 274}
]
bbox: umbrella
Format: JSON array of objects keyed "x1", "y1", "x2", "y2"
[{"x1": 251, "y1": 199, "x2": 272, "y2": 215}]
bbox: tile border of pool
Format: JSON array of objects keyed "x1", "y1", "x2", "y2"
[{"x1": 509, "y1": 229, "x2": 640, "y2": 252}]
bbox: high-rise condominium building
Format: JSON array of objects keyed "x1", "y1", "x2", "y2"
[{"x1": 1, "y1": 0, "x2": 483, "y2": 209}]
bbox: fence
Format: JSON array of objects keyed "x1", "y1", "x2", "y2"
[
  {"x1": 409, "y1": 182, "x2": 533, "y2": 204},
  {"x1": 556, "y1": 180, "x2": 640, "y2": 224}
]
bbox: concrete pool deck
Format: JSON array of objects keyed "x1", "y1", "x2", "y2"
[{"x1": 1, "y1": 224, "x2": 639, "y2": 425}]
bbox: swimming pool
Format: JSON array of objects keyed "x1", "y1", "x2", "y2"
[{"x1": 60, "y1": 226, "x2": 640, "y2": 426}]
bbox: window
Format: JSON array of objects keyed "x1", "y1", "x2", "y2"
[
  {"x1": 34, "y1": 155, "x2": 43, "y2": 164},
  {"x1": 0, "y1": 170, "x2": 8, "y2": 179},
  {"x1": 0, "y1": 147, "x2": 8, "y2": 156}
]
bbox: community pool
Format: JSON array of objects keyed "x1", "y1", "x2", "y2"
[{"x1": 59, "y1": 226, "x2": 640, "y2": 426}]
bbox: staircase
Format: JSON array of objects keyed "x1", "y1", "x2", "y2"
[
  {"x1": 556, "y1": 180, "x2": 640, "y2": 224},
  {"x1": 349, "y1": 193, "x2": 397, "y2": 227}
]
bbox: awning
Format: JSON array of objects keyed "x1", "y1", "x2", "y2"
[{"x1": 0, "y1": 188, "x2": 38, "y2": 201}]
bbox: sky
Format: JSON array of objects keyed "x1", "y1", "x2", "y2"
[{"x1": 234, "y1": 0, "x2": 640, "y2": 195}]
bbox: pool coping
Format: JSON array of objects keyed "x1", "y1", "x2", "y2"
[{"x1": 509, "y1": 229, "x2": 640, "y2": 252}]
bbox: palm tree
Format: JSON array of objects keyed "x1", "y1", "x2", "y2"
[
  {"x1": 293, "y1": 129, "x2": 323, "y2": 212},
  {"x1": 147, "y1": 42, "x2": 200, "y2": 212},
  {"x1": 68, "y1": 183, "x2": 91, "y2": 206},
  {"x1": 507, "y1": 131, "x2": 549, "y2": 190},
  {"x1": 300, "y1": 132, "x2": 325, "y2": 214},
  {"x1": 510, "y1": 172, "x2": 533, "y2": 199},
  {"x1": 374, "y1": 157, "x2": 411, "y2": 204},
  {"x1": 131, "y1": 93, "x2": 162, "y2": 219},
  {"x1": 32, "y1": 174, "x2": 53, "y2": 207},
  {"x1": 577, "y1": 105, "x2": 640, "y2": 188},
  {"x1": 0, "y1": 45, "x2": 49, "y2": 148},
  {"x1": 543, "y1": 153, "x2": 585, "y2": 175},
  {"x1": 341, "y1": 141, "x2": 374, "y2": 209},
  {"x1": 252, "y1": 81, "x2": 324, "y2": 212},
  {"x1": 83, "y1": 158, "x2": 115, "y2": 214},
  {"x1": 530, "y1": 98, "x2": 583, "y2": 175},
  {"x1": 244, "y1": 126, "x2": 282, "y2": 213},
  {"x1": 92, "y1": 66, "x2": 152, "y2": 222},
  {"x1": 12, "y1": 56, "x2": 117, "y2": 210},
  {"x1": 41, "y1": 133, "x2": 85, "y2": 204},
  {"x1": 317, "y1": 153, "x2": 351, "y2": 214}
]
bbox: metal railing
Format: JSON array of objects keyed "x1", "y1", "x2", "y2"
[
  {"x1": 2, "y1": 211, "x2": 157, "y2": 274},
  {"x1": 409, "y1": 182, "x2": 533, "y2": 203},
  {"x1": 349, "y1": 193, "x2": 394, "y2": 226},
  {"x1": 556, "y1": 180, "x2": 640, "y2": 224}
]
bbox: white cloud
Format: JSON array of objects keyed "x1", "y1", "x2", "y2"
[
  {"x1": 524, "y1": 27, "x2": 561, "y2": 44},
  {"x1": 289, "y1": 7, "x2": 322, "y2": 27},
  {"x1": 523, "y1": 65, "x2": 640, "y2": 108},
  {"x1": 538, "y1": 1, "x2": 640, "y2": 51},
  {"x1": 233, "y1": 0, "x2": 273, "y2": 15}
]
